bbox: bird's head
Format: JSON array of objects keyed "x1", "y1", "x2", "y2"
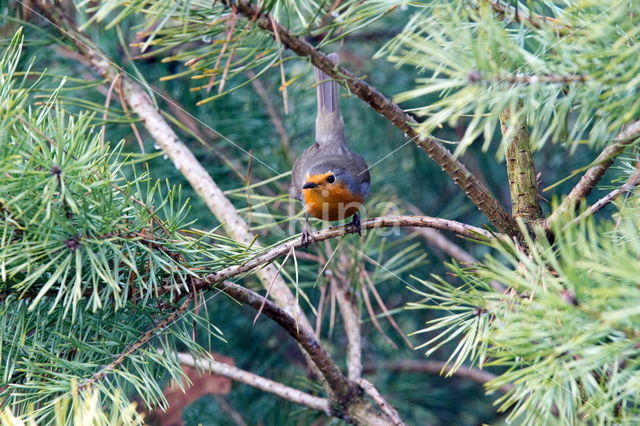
[
  {"x1": 302, "y1": 166, "x2": 348, "y2": 196},
  {"x1": 301, "y1": 165, "x2": 369, "y2": 221},
  {"x1": 302, "y1": 164, "x2": 369, "y2": 200},
  {"x1": 302, "y1": 171, "x2": 338, "y2": 193}
]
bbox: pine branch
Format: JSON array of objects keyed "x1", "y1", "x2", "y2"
[
  {"x1": 546, "y1": 119, "x2": 640, "y2": 227},
  {"x1": 77, "y1": 215, "x2": 486, "y2": 423},
  {"x1": 79, "y1": 293, "x2": 194, "y2": 390},
  {"x1": 173, "y1": 352, "x2": 330, "y2": 413},
  {"x1": 4, "y1": 214, "x2": 493, "y2": 304},
  {"x1": 228, "y1": 0, "x2": 519, "y2": 238},
  {"x1": 485, "y1": 0, "x2": 571, "y2": 35},
  {"x1": 500, "y1": 105, "x2": 542, "y2": 222},
  {"x1": 365, "y1": 360, "x2": 513, "y2": 394},
  {"x1": 69, "y1": 260, "x2": 408, "y2": 424},
  {"x1": 177, "y1": 215, "x2": 494, "y2": 297},
  {"x1": 570, "y1": 169, "x2": 640, "y2": 225}
]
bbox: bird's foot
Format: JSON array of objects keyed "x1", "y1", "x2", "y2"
[
  {"x1": 301, "y1": 224, "x2": 315, "y2": 247},
  {"x1": 350, "y1": 213, "x2": 362, "y2": 236}
]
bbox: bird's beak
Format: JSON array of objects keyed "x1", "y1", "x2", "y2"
[{"x1": 302, "y1": 182, "x2": 318, "y2": 189}]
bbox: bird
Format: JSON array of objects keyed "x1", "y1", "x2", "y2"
[{"x1": 290, "y1": 53, "x2": 370, "y2": 245}]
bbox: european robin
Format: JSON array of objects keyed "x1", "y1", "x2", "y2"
[{"x1": 290, "y1": 53, "x2": 370, "y2": 244}]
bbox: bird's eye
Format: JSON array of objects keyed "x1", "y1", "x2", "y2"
[{"x1": 327, "y1": 175, "x2": 336, "y2": 184}]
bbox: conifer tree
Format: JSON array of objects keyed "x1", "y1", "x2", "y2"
[{"x1": 2, "y1": 1, "x2": 640, "y2": 424}]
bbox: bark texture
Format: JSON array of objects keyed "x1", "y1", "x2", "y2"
[{"x1": 500, "y1": 106, "x2": 542, "y2": 222}]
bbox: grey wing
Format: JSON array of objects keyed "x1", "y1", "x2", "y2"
[
  {"x1": 359, "y1": 173, "x2": 371, "y2": 199},
  {"x1": 353, "y1": 153, "x2": 371, "y2": 198}
]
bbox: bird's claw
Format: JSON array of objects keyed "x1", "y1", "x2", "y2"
[{"x1": 301, "y1": 225, "x2": 314, "y2": 247}]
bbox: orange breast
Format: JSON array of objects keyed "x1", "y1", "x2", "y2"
[{"x1": 303, "y1": 184, "x2": 364, "y2": 221}]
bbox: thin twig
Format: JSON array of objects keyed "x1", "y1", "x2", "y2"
[
  {"x1": 356, "y1": 378, "x2": 405, "y2": 426},
  {"x1": 212, "y1": 396, "x2": 249, "y2": 426},
  {"x1": 364, "y1": 360, "x2": 514, "y2": 394},
  {"x1": 175, "y1": 352, "x2": 330, "y2": 413},
  {"x1": 208, "y1": 7, "x2": 237, "y2": 92},
  {"x1": 170, "y1": 215, "x2": 496, "y2": 297},
  {"x1": 570, "y1": 170, "x2": 640, "y2": 225},
  {"x1": 315, "y1": 283, "x2": 327, "y2": 337},
  {"x1": 317, "y1": 0, "x2": 345, "y2": 29},
  {"x1": 100, "y1": 73, "x2": 120, "y2": 148},
  {"x1": 219, "y1": 35, "x2": 240, "y2": 94},
  {"x1": 269, "y1": 14, "x2": 289, "y2": 114},
  {"x1": 360, "y1": 269, "x2": 413, "y2": 349},
  {"x1": 7, "y1": 214, "x2": 501, "y2": 305},
  {"x1": 115, "y1": 74, "x2": 145, "y2": 153},
  {"x1": 359, "y1": 275, "x2": 397, "y2": 349},
  {"x1": 329, "y1": 274, "x2": 337, "y2": 337},
  {"x1": 254, "y1": 246, "x2": 293, "y2": 324},
  {"x1": 546, "y1": 119, "x2": 640, "y2": 227}
]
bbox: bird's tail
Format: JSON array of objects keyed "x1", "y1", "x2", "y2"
[
  {"x1": 315, "y1": 53, "x2": 345, "y2": 146},
  {"x1": 315, "y1": 53, "x2": 340, "y2": 114}
]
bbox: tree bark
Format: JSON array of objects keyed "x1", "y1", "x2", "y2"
[{"x1": 500, "y1": 106, "x2": 542, "y2": 223}]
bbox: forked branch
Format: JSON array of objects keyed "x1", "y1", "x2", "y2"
[
  {"x1": 546, "y1": 119, "x2": 640, "y2": 227},
  {"x1": 214, "y1": 281, "x2": 400, "y2": 425},
  {"x1": 215, "y1": 281, "x2": 355, "y2": 404}
]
